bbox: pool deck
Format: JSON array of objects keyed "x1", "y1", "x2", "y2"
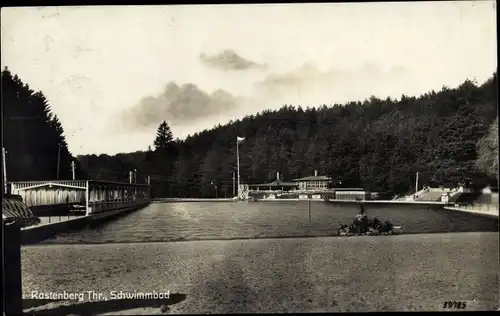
[
  {"x1": 22, "y1": 232, "x2": 499, "y2": 314},
  {"x1": 20, "y1": 203, "x2": 151, "y2": 245},
  {"x1": 21, "y1": 216, "x2": 85, "y2": 230},
  {"x1": 154, "y1": 198, "x2": 448, "y2": 204},
  {"x1": 327, "y1": 199, "x2": 446, "y2": 205},
  {"x1": 444, "y1": 206, "x2": 499, "y2": 218},
  {"x1": 153, "y1": 198, "x2": 235, "y2": 202}
]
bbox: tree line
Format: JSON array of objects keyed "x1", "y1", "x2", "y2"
[
  {"x1": 2, "y1": 67, "x2": 497, "y2": 198},
  {"x1": 79, "y1": 73, "x2": 498, "y2": 198},
  {"x1": 1, "y1": 67, "x2": 87, "y2": 183}
]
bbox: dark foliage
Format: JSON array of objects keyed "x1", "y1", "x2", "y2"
[
  {"x1": 475, "y1": 117, "x2": 499, "y2": 182},
  {"x1": 338, "y1": 212, "x2": 396, "y2": 236},
  {"x1": 2, "y1": 68, "x2": 87, "y2": 181}
]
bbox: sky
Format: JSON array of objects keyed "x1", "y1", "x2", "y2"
[{"x1": 1, "y1": 2, "x2": 497, "y2": 155}]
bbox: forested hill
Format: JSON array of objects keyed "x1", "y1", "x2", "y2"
[
  {"x1": 3, "y1": 66, "x2": 496, "y2": 198},
  {"x1": 2, "y1": 68, "x2": 87, "y2": 182},
  {"x1": 77, "y1": 73, "x2": 498, "y2": 198}
]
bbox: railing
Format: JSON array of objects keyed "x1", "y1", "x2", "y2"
[
  {"x1": 87, "y1": 197, "x2": 150, "y2": 214},
  {"x1": 291, "y1": 188, "x2": 330, "y2": 192},
  {"x1": 249, "y1": 189, "x2": 286, "y2": 193},
  {"x1": 10, "y1": 180, "x2": 88, "y2": 191},
  {"x1": 21, "y1": 215, "x2": 85, "y2": 229},
  {"x1": 413, "y1": 187, "x2": 430, "y2": 198}
]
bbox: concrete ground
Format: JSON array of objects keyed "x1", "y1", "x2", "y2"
[{"x1": 22, "y1": 232, "x2": 499, "y2": 314}]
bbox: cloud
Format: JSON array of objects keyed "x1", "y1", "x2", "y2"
[
  {"x1": 120, "y1": 82, "x2": 244, "y2": 129},
  {"x1": 254, "y1": 61, "x2": 417, "y2": 104},
  {"x1": 199, "y1": 49, "x2": 267, "y2": 71},
  {"x1": 118, "y1": 61, "x2": 418, "y2": 138}
]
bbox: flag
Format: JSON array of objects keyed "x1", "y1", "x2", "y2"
[{"x1": 237, "y1": 136, "x2": 245, "y2": 142}]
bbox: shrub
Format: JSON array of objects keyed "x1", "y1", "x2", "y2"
[{"x1": 338, "y1": 215, "x2": 395, "y2": 236}]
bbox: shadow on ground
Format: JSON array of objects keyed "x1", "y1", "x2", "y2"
[
  {"x1": 23, "y1": 293, "x2": 187, "y2": 315},
  {"x1": 23, "y1": 299, "x2": 66, "y2": 309}
]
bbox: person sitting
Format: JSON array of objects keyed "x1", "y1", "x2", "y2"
[
  {"x1": 351, "y1": 201, "x2": 369, "y2": 234},
  {"x1": 355, "y1": 201, "x2": 367, "y2": 221}
]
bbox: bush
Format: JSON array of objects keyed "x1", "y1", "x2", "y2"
[
  {"x1": 383, "y1": 220, "x2": 394, "y2": 233},
  {"x1": 338, "y1": 214, "x2": 395, "y2": 236}
]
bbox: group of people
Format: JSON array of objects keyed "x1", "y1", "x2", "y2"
[{"x1": 338, "y1": 201, "x2": 395, "y2": 236}]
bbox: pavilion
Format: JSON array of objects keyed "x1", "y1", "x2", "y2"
[
  {"x1": 247, "y1": 172, "x2": 298, "y2": 192},
  {"x1": 293, "y1": 170, "x2": 332, "y2": 191},
  {"x1": 247, "y1": 179, "x2": 298, "y2": 192}
]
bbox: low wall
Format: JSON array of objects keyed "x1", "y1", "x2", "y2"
[
  {"x1": 21, "y1": 216, "x2": 88, "y2": 245},
  {"x1": 21, "y1": 202, "x2": 150, "y2": 245},
  {"x1": 326, "y1": 199, "x2": 446, "y2": 206},
  {"x1": 249, "y1": 192, "x2": 336, "y2": 200},
  {"x1": 444, "y1": 206, "x2": 499, "y2": 218},
  {"x1": 153, "y1": 198, "x2": 235, "y2": 203},
  {"x1": 29, "y1": 203, "x2": 78, "y2": 216},
  {"x1": 251, "y1": 198, "x2": 324, "y2": 202}
]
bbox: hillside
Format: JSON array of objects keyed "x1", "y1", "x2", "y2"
[{"x1": 78, "y1": 73, "x2": 498, "y2": 198}]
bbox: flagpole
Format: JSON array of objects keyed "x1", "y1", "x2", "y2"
[{"x1": 237, "y1": 138, "x2": 240, "y2": 198}]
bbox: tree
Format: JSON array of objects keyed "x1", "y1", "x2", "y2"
[
  {"x1": 153, "y1": 121, "x2": 174, "y2": 151},
  {"x1": 201, "y1": 149, "x2": 221, "y2": 197},
  {"x1": 2, "y1": 67, "x2": 87, "y2": 181},
  {"x1": 475, "y1": 118, "x2": 499, "y2": 182}
]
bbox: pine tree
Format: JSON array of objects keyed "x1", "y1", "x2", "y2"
[
  {"x1": 153, "y1": 121, "x2": 174, "y2": 151},
  {"x1": 1, "y1": 67, "x2": 87, "y2": 181}
]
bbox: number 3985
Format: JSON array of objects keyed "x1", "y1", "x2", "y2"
[{"x1": 443, "y1": 301, "x2": 466, "y2": 309}]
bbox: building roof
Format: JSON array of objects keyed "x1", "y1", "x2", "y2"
[
  {"x1": 248, "y1": 179, "x2": 298, "y2": 187},
  {"x1": 2, "y1": 195, "x2": 40, "y2": 227},
  {"x1": 8, "y1": 179, "x2": 151, "y2": 188},
  {"x1": 293, "y1": 175, "x2": 332, "y2": 182}
]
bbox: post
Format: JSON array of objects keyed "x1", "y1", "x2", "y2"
[
  {"x1": 237, "y1": 140, "x2": 240, "y2": 198},
  {"x1": 85, "y1": 181, "x2": 90, "y2": 216},
  {"x1": 57, "y1": 143, "x2": 61, "y2": 180},
  {"x1": 415, "y1": 172, "x2": 419, "y2": 194},
  {"x1": 129, "y1": 171, "x2": 133, "y2": 184},
  {"x1": 147, "y1": 176, "x2": 150, "y2": 185},
  {"x1": 233, "y1": 172, "x2": 236, "y2": 197},
  {"x1": 308, "y1": 198, "x2": 311, "y2": 223},
  {"x1": 134, "y1": 169, "x2": 137, "y2": 184},
  {"x1": 4, "y1": 223, "x2": 22, "y2": 314},
  {"x1": 2, "y1": 147, "x2": 7, "y2": 194},
  {"x1": 71, "y1": 161, "x2": 76, "y2": 180}
]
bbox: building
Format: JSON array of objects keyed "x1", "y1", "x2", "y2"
[
  {"x1": 333, "y1": 188, "x2": 370, "y2": 200},
  {"x1": 246, "y1": 170, "x2": 372, "y2": 200},
  {"x1": 248, "y1": 179, "x2": 298, "y2": 192},
  {"x1": 293, "y1": 170, "x2": 332, "y2": 191},
  {"x1": 248, "y1": 172, "x2": 298, "y2": 193}
]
